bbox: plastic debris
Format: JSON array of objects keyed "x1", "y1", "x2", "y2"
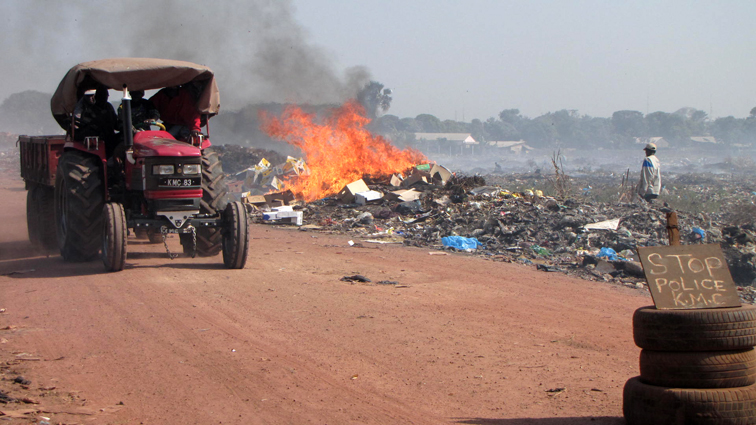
[{"x1": 441, "y1": 236, "x2": 482, "y2": 250}]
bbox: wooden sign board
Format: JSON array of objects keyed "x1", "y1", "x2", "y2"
[{"x1": 637, "y1": 244, "x2": 741, "y2": 310}]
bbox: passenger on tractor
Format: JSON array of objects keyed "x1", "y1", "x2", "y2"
[
  {"x1": 73, "y1": 86, "x2": 117, "y2": 154},
  {"x1": 150, "y1": 83, "x2": 202, "y2": 141},
  {"x1": 117, "y1": 90, "x2": 160, "y2": 132}
]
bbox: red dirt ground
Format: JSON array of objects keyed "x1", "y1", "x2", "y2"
[{"x1": 0, "y1": 174, "x2": 648, "y2": 424}]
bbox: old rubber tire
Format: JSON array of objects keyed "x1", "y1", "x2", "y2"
[
  {"x1": 54, "y1": 151, "x2": 104, "y2": 261},
  {"x1": 102, "y1": 203, "x2": 126, "y2": 272},
  {"x1": 633, "y1": 305, "x2": 756, "y2": 351},
  {"x1": 192, "y1": 147, "x2": 229, "y2": 257},
  {"x1": 640, "y1": 349, "x2": 756, "y2": 389},
  {"x1": 222, "y1": 201, "x2": 249, "y2": 269},
  {"x1": 27, "y1": 185, "x2": 57, "y2": 253},
  {"x1": 623, "y1": 377, "x2": 756, "y2": 424}
]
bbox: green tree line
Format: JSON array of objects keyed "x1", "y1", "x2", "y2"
[{"x1": 371, "y1": 107, "x2": 756, "y2": 149}]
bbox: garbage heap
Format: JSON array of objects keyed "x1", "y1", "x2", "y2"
[{"x1": 245, "y1": 164, "x2": 756, "y2": 304}]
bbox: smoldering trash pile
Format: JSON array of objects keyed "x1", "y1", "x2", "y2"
[{"x1": 217, "y1": 149, "x2": 756, "y2": 304}]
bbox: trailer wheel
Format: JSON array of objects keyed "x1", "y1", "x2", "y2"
[
  {"x1": 623, "y1": 377, "x2": 756, "y2": 424},
  {"x1": 27, "y1": 185, "x2": 41, "y2": 248},
  {"x1": 222, "y1": 201, "x2": 249, "y2": 269},
  {"x1": 134, "y1": 228, "x2": 149, "y2": 240},
  {"x1": 147, "y1": 229, "x2": 163, "y2": 244},
  {"x1": 102, "y1": 203, "x2": 127, "y2": 272},
  {"x1": 27, "y1": 185, "x2": 57, "y2": 253},
  {"x1": 54, "y1": 151, "x2": 104, "y2": 261},
  {"x1": 640, "y1": 348, "x2": 756, "y2": 389},
  {"x1": 192, "y1": 147, "x2": 229, "y2": 257},
  {"x1": 633, "y1": 305, "x2": 756, "y2": 351}
]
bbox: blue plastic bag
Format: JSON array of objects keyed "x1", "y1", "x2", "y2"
[
  {"x1": 442, "y1": 236, "x2": 482, "y2": 250},
  {"x1": 597, "y1": 247, "x2": 620, "y2": 261},
  {"x1": 691, "y1": 227, "x2": 705, "y2": 241}
]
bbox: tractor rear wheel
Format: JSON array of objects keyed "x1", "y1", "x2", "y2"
[
  {"x1": 222, "y1": 201, "x2": 249, "y2": 269},
  {"x1": 54, "y1": 151, "x2": 104, "y2": 262},
  {"x1": 102, "y1": 202, "x2": 127, "y2": 272},
  {"x1": 187, "y1": 147, "x2": 229, "y2": 257}
]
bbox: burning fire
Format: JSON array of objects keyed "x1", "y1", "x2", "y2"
[{"x1": 260, "y1": 101, "x2": 426, "y2": 202}]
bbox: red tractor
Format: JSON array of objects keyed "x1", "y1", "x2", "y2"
[{"x1": 19, "y1": 58, "x2": 249, "y2": 271}]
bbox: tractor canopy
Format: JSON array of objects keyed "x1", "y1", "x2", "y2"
[{"x1": 51, "y1": 58, "x2": 220, "y2": 130}]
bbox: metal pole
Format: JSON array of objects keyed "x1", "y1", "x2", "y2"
[{"x1": 122, "y1": 85, "x2": 134, "y2": 148}]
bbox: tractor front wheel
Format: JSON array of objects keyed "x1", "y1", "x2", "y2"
[
  {"x1": 222, "y1": 201, "x2": 249, "y2": 269},
  {"x1": 102, "y1": 202, "x2": 127, "y2": 272}
]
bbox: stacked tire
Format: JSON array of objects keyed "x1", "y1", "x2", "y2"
[{"x1": 624, "y1": 305, "x2": 756, "y2": 424}]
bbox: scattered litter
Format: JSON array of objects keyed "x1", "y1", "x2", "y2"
[
  {"x1": 583, "y1": 218, "x2": 621, "y2": 231},
  {"x1": 1, "y1": 269, "x2": 35, "y2": 276},
  {"x1": 441, "y1": 236, "x2": 482, "y2": 251},
  {"x1": 341, "y1": 275, "x2": 371, "y2": 283},
  {"x1": 14, "y1": 376, "x2": 31, "y2": 385},
  {"x1": 376, "y1": 280, "x2": 399, "y2": 285}
]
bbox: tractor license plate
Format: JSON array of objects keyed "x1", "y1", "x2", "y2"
[
  {"x1": 159, "y1": 177, "x2": 200, "y2": 188},
  {"x1": 162, "y1": 228, "x2": 193, "y2": 234}
]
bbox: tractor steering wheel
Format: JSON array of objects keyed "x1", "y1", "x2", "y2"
[{"x1": 148, "y1": 121, "x2": 166, "y2": 131}]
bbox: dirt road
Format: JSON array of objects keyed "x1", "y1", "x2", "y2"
[{"x1": 0, "y1": 174, "x2": 648, "y2": 424}]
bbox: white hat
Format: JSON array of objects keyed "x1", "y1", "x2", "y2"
[
  {"x1": 644, "y1": 143, "x2": 657, "y2": 151},
  {"x1": 84, "y1": 89, "x2": 96, "y2": 96}
]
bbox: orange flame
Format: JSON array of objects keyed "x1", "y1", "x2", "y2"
[{"x1": 260, "y1": 101, "x2": 426, "y2": 202}]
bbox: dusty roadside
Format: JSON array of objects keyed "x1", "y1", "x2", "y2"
[{"x1": 0, "y1": 174, "x2": 647, "y2": 424}]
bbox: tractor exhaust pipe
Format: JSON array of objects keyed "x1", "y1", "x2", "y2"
[{"x1": 122, "y1": 85, "x2": 134, "y2": 148}]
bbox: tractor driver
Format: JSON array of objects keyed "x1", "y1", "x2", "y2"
[
  {"x1": 117, "y1": 90, "x2": 160, "y2": 132},
  {"x1": 73, "y1": 86, "x2": 117, "y2": 154}
]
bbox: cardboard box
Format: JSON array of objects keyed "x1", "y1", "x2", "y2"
[
  {"x1": 430, "y1": 164, "x2": 453, "y2": 185},
  {"x1": 402, "y1": 169, "x2": 431, "y2": 187},
  {"x1": 338, "y1": 179, "x2": 370, "y2": 203},
  {"x1": 388, "y1": 188, "x2": 422, "y2": 202},
  {"x1": 355, "y1": 190, "x2": 383, "y2": 205},
  {"x1": 265, "y1": 190, "x2": 295, "y2": 206}
]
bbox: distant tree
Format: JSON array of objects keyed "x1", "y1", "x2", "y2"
[
  {"x1": 750, "y1": 107, "x2": 756, "y2": 117},
  {"x1": 498, "y1": 109, "x2": 524, "y2": 126},
  {"x1": 372, "y1": 114, "x2": 400, "y2": 135},
  {"x1": 710, "y1": 116, "x2": 744, "y2": 146},
  {"x1": 522, "y1": 116, "x2": 558, "y2": 148},
  {"x1": 441, "y1": 119, "x2": 467, "y2": 133},
  {"x1": 357, "y1": 81, "x2": 392, "y2": 118},
  {"x1": 415, "y1": 114, "x2": 443, "y2": 133},
  {"x1": 398, "y1": 117, "x2": 421, "y2": 133},
  {"x1": 470, "y1": 118, "x2": 487, "y2": 142},
  {"x1": 611, "y1": 110, "x2": 646, "y2": 143},
  {"x1": 0, "y1": 90, "x2": 62, "y2": 135}
]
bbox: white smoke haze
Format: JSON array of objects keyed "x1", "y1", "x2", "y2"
[{"x1": 0, "y1": 0, "x2": 371, "y2": 109}]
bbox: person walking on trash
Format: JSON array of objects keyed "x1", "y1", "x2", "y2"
[{"x1": 637, "y1": 142, "x2": 661, "y2": 203}]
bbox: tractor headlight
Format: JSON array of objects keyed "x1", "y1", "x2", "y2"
[
  {"x1": 152, "y1": 165, "x2": 175, "y2": 175},
  {"x1": 182, "y1": 164, "x2": 201, "y2": 175}
]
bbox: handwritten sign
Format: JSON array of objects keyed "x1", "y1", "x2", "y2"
[{"x1": 637, "y1": 244, "x2": 741, "y2": 310}]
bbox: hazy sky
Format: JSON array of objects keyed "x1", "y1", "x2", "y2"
[
  {"x1": 291, "y1": 0, "x2": 756, "y2": 121},
  {"x1": 2, "y1": 0, "x2": 754, "y2": 122}
]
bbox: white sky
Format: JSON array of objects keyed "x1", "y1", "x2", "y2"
[
  {"x1": 1, "y1": 1, "x2": 754, "y2": 123},
  {"x1": 291, "y1": 0, "x2": 756, "y2": 121}
]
